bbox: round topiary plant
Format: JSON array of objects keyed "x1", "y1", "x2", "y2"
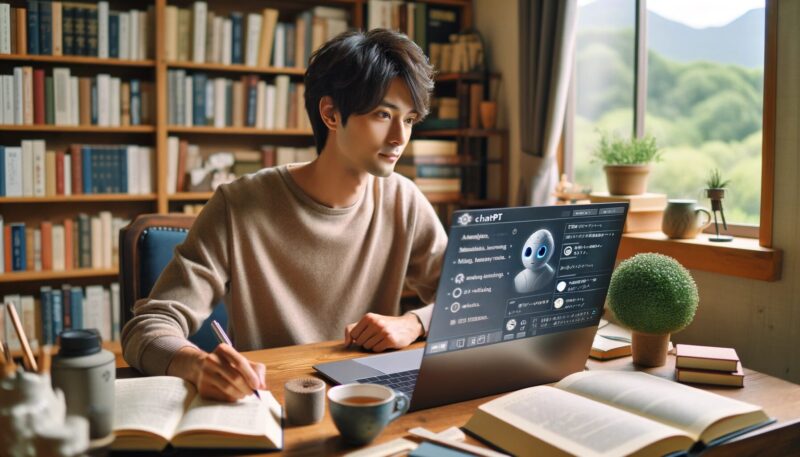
[{"x1": 608, "y1": 253, "x2": 698, "y2": 335}]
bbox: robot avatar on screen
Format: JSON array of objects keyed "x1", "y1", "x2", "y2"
[{"x1": 514, "y1": 229, "x2": 556, "y2": 294}]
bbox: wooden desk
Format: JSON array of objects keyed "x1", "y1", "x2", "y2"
[{"x1": 117, "y1": 341, "x2": 800, "y2": 456}]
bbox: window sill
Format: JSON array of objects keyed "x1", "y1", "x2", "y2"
[{"x1": 618, "y1": 232, "x2": 782, "y2": 282}]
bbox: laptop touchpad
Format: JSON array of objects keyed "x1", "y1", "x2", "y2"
[{"x1": 354, "y1": 348, "x2": 424, "y2": 373}]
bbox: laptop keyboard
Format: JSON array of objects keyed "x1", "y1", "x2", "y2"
[{"x1": 356, "y1": 369, "x2": 419, "y2": 397}]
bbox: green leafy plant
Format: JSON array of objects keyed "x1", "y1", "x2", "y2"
[
  {"x1": 607, "y1": 253, "x2": 698, "y2": 334},
  {"x1": 706, "y1": 168, "x2": 731, "y2": 189},
  {"x1": 592, "y1": 132, "x2": 663, "y2": 165}
]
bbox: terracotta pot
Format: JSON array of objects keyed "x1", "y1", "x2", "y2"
[
  {"x1": 479, "y1": 101, "x2": 497, "y2": 130},
  {"x1": 604, "y1": 164, "x2": 651, "y2": 195},
  {"x1": 705, "y1": 188, "x2": 726, "y2": 199},
  {"x1": 631, "y1": 331, "x2": 670, "y2": 367}
]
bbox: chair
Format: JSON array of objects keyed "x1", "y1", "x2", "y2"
[{"x1": 119, "y1": 214, "x2": 227, "y2": 353}]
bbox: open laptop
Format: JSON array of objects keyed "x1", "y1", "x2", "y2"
[{"x1": 314, "y1": 203, "x2": 629, "y2": 411}]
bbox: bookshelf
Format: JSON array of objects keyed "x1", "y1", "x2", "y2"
[{"x1": 1, "y1": 0, "x2": 506, "y2": 350}]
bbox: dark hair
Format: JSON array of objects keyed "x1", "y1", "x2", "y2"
[{"x1": 304, "y1": 29, "x2": 435, "y2": 154}]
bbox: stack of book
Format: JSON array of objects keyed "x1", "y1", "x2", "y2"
[
  {"x1": 396, "y1": 140, "x2": 460, "y2": 200},
  {"x1": 2, "y1": 282, "x2": 121, "y2": 350},
  {"x1": 589, "y1": 192, "x2": 668, "y2": 233},
  {"x1": 0, "y1": 141, "x2": 153, "y2": 196},
  {"x1": 164, "y1": 138, "x2": 315, "y2": 194},
  {"x1": 164, "y1": 3, "x2": 347, "y2": 68},
  {"x1": 0, "y1": 67, "x2": 152, "y2": 126},
  {"x1": 166, "y1": 72, "x2": 309, "y2": 131},
  {"x1": 0, "y1": 1, "x2": 153, "y2": 59},
  {"x1": 675, "y1": 344, "x2": 744, "y2": 387},
  {"x1": 1, "y1": 211, "x2": 129, "y2": 273}
]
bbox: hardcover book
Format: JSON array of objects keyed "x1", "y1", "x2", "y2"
[
  {"x1": 112, "y1": 376, "x2": 282, "y2": 452},
  {"x1": 465, "y1": 371, "x2": 770, "y2": 457},
  {"x1": 676, "y1": 344, "x2": 740, "y2": 372}
]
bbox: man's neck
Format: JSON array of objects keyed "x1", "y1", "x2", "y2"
[{"x1": 288, "y1": 149, "x2": 369, "y2": 209}]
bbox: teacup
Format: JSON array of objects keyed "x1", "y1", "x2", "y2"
[
  {"x1": 327, "y1": 384, "x2": 409, "y2": 445},
  {"x1": 662, "y1": 199, "x2": 712, "y2": 239}
]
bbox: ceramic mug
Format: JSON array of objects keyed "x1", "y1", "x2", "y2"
[
  {"x1": 328, "y1": 383, "x2": 409, "y2": 445},
  {"x1": 662, "y1": 199, "x2": 712, "y2": 239}
]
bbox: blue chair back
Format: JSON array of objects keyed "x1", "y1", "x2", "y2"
[{"x1": 120, "y1": 215, "x2": 227, "y2": 353}]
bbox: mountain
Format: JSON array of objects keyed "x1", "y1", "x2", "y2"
[{"x1": 577, "y1": 0, "x2": 765, "y2": 68}]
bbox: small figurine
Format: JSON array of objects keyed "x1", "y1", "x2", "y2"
[{"x1": 514, "y1": 229, "x2": 556, "y2": 293}]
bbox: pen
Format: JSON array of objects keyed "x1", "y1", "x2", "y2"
[
  {"x1": 210, "y1": 320, "x2": 261, "y2": 399},
  {"x1": 6, "y1": 302, "x2": 38, "y2": 372}
]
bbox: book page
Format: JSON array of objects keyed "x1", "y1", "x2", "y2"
[
  {"x1": 174, "y1": 390, "x2": 282, "y2": 446},
  {"x1": 478, "y1": 386, "x2": 692, "y2": 457},
  {"x1": 557, "y1": 371, "x2": 766, "y2": 441},
  {"x1": 113, "y1": 376, "x2": 195, "y2": 440}
]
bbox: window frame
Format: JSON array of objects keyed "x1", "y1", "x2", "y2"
[{"x1": 564, "y1": 0, "x2": 775, "y2": 247}]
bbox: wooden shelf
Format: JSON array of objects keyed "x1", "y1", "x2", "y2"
[
  {"x1": 0, "y1": 54, "x2": 155, "y2": 67},
  {"x1": 0, "y1": 125, "x2": 156, "y2": 133},
  {"x1": 436, "y1": 72, "x2": 501, "y2": 82},
  {"x1": 167, "y1": 61, "x2": 306, "y2": 76},
  {"x1": 169, "y1": 192, "x2": 214, "y2": 201},
  {"x1": 414, "y1": 128, "x2": 508, "y2": 138},
  {"x1": 0, "y1": 194, "x2": 157, "y2": 203},
  {"x1": 0, "y1": 268, "x2": 119, "y2": 284},
  {"x1": 167, "y1": 126, "x2": 313, "y2": 136},
  {"x1": 618, "y1": 232, "x2": 782, "y2": 282}
]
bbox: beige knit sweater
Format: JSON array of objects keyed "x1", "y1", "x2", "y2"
[{"x1": 121, "y1": 165, "x2": 448, "y2": 375}]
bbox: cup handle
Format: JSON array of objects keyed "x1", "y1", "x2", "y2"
[
  {"x1": 696, "y1": 208, "x2": 713, "y2": 230},
  {"x1": 388, "y1": 392, "x2": 410, "y2": 422}
]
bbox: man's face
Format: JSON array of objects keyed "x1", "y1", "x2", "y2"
[{"x1": 333, "y1": 78, "x2": 419, "y2": 178}]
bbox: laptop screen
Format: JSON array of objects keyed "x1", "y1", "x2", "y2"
[{"x1": 425, "y1": 203, "x2": 628, "y2": 356}]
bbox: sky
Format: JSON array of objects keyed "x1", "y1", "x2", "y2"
[{"x1": 578, "y1": 0, "x2": 765, "y2": 29}]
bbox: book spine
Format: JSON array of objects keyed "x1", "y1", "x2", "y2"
[
  {"x1": 246, "y1": 76, "x2": 257, "y2": 127},
  {"x1": 40, "y1": 286, "x2": 53, "y2": 344},
  {"x1": 11, "y1": 223, "x2": 26, "y2": 271},
  {"x1": 62, "y1": 5, "x2": 74, "y2": 55},
  {"x1": 86, "y1": 6, "x2": 97, "y2": 57},
  {"x1": 118, "y1": 146, "x2": 127, "y2": 193},
  {"x1": 230, "y1": 12, "x2": 243, "y2": 64},
  {"x1": 51, "y1": 1, "x2": 61, "y2": 56},
  {"x1": 192, "y1": 2, "x2": 207, "y2": 63},
  {"x1": 0, "y1": 4, "x2": 9, "y2": 54},
  {"x1": 62, "y1": 284, "x2": 72, "y2": 329},
  {"x1": 51, "y1": 289, "x2": 63, "y2": 339},
  {"x1": 97, "y1": 1, "x2": 108, "y2": 58},
  {"x1": 26, "y1": 0, "x2": 39, "y2": 55},
  {"x1": 70, "y1": 288, "x2": 83, "y2": 329},
  {"x1": 38, "y1": 0, "x2": 51, "y2": 55},
  {"x1": 81, "y1": 146, "x2": 91, "y2": 194},
  {"x1": 108, "y1": 12, "x2": 119, "y2": 58},
  {"x1": 77, "y1": 213, "x2": 90, "y2": 268},
  {"x1": 73, "y1": 7, "x2": 85, "y2": 55},
  {"x1": 192, "y1": 73, "x2": 206, "y2": 126},
  {"x1": 33, "y1": 68, "x2": 45, "y2": 124},
  {"x1": 44, "y1": 76, "x2": 54, "y2": 124}
]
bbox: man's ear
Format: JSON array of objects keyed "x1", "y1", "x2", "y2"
[{"x1": 319, "y1": 96, "x2": 338, "y2": 130}]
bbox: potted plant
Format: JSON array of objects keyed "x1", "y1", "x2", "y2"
[
  {"x1": 705, "y1": 168, "x2": 733, "y2": 242},
  {"x1": 593, "y1": 132, "x2": 662, "y2": 195},
  {"x1": 607, "y1": 253, "x2": 699, "y2": 367}
]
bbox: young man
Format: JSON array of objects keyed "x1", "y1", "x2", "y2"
[{"x1": 121, "y1": 29, "x2": 447, "y2": 402}]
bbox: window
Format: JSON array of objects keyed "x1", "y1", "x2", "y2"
[{"x1": 571, "y1": 0, "x2": 766, "y2": 229}]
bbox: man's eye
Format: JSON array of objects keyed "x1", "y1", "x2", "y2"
[
  {"x1": 377, "y1": 111, "x2": 391, "y2": 119},
  {"x1": 405, "y1": 117, "x2": 417, "y2": 125}
]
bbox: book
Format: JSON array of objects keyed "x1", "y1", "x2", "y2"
[
  {"x1": 676, "y1": 363, "x2": 745, "y2": 388},
  {"x1": 676, "y1": 344, "x2": 740, "y2": 372},
  {"x1": 112, "y1": 376, "x2": 282, "y2": 451},
  {"x1": 464, "y1": 370, "x2": 771, "y2": 457},
  {"x1": 589, "y1": 320, "x2": 631, "y2": 360}
]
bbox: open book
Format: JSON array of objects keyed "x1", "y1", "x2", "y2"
[
  {"x1": 464, "y1": 371, "x2": 771, "y2": 457},
  {"x1": 112, "y1": 376, "x2": 282, "y2": 451}
]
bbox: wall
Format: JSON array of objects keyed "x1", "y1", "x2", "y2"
[{"x1": 475, "y1": 0, "x2": 800, "y2": 383}]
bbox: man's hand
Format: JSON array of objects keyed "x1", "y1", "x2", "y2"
[
  {"x1": 167, "y1": 344, "x2": 266, "y2": 402},
  {"x1": 344, "y1": 313, "x2": 424, "y2": 352}
]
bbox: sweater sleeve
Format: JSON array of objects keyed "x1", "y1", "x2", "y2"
[
  {"x1": 404, "y1": 189, "x2": 448, "y2": 335},
  {"x1": 121, "y1": 190, "x2": 231, "y2": 375}
]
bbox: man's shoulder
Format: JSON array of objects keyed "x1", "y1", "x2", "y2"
[{"x1": 218, "y1": 167, "x2": 283, "y2": 202}]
